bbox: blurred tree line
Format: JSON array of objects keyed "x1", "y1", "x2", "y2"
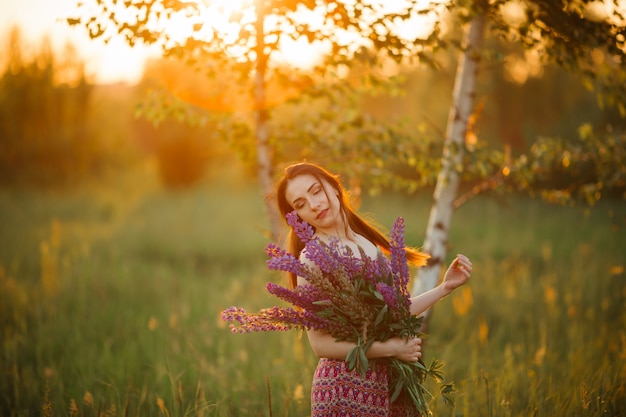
[
  {"x1": 0, "y1": 28, "x2": 137, "y2": 187},
  {"x1": 0, "y1": 28, "x2": 89, "y2": 186},
  {"x1": 0, "y1": 27, "x2": 234, "y2": 189}
]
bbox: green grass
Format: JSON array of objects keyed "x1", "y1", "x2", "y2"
[{"x1": 1, "y1": 169, "x2": 625, "y2": 417}]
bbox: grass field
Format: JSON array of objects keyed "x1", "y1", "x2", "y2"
[{"x1": 1, "y1": 166, "x2": 625, "y2": 417}]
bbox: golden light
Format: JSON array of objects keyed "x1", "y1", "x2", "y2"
[
  {"x1": 583, "y1": 1, "x2": 612, "y2": 22},
  {"x1": 274, "y1": 36, "x2": 324, "y2": 70},
  {"x1": 499, "y1": 0, "x2": 527, "y2": 28},
  {"x1": 191, "y1": 0, "x2": 256, "y2": 44},
  {"x1": 478, "y1": 318, "x2": 489, "y2": 344},
  {"x1": 0, "y1": 0, "x2": 447, "y2": 84}
]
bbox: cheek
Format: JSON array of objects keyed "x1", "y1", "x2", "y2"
[
  {"x1": 295, "y1": 207, "x2": 313, "y2": 222},
  {"x1": 312, "y1": 193, "x2": 327, "y2": 206},
  {"x1": 328, "y1": 192, "x2": 341, "y2": 209}
]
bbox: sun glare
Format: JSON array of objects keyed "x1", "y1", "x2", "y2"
[
  {"x1": 275, "y1": 36, "x2": 323, "y2": 70},
  {"x1": 192, "y1": 0, "x2": 256, "y2": 44},
  {"x1": 154, "y1": 0, "x2": 444, "y2": 71},
  {"x1": 1, "y1": 0, "x2": 448, "y2": 84}
]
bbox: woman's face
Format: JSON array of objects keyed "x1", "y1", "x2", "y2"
[{"x1": 284, "y1": 173, "x2": 343, "y2": 233}]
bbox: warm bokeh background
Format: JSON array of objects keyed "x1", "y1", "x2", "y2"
[{"x1": 1, "y1": 1, "x2": 625, "y2": 416}]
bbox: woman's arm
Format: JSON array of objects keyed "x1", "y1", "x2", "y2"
[
  {"x1": 296, "y1": 271, "x2": 422, "y2": 362},
  {"x1": 306, "y1": 329, "x2": 422, "y2": 363},
  {"x1": 409, "y1": 254, "x2": 472, "y2": 316}
]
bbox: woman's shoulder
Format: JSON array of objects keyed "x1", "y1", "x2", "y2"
[{"x1": 353, "y1": 234, "x2": 380, "y2": 260}]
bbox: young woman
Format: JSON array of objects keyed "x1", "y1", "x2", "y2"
[{"x1": 275, "y1": 162, "x2": 472, "y2": 417}]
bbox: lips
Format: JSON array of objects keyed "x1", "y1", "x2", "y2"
[{"x1": 316, "y1": 208, "x2": 328, "y2": 220}]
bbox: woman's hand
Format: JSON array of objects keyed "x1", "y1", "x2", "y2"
[
  {"x1": 442, "y1": 254, "x2": 472, "y2": 293},
  {"x1": 385, "y1": 336, "x2": 422, "y2": 363}
]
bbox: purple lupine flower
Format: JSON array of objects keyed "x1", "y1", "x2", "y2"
[
  {"x1": 339, "y1": 245, "x2": 365, "y2": 280},
  {"x1": 221, "y1": 304, "x2": 338, "y2": 334},
  {"x1": 306, "y1": 246, "x2": 352, "y2": 294},
  {"x1": 265, "y1": 306, "x2": 348, "y2": 336},
  {"x1": 265, "y1": 253, "x2": 309, "y2": 277},
  {"x1": 303, "y1": 239, "x2": 346, "y2": 279},
  {"x1": 324, "y1": 238, "x2": 365, "y2": 284},
  {"x1": 265, "y1": 242, "x2": 311, "y2": 277},
  {"x1": 265, "y1": 242, "x2": 290, "y2": 259},
  {"x1": 284, "y1": 213, "x2": 348, "y2": 287},
  {"x1": 222, "y1": 306, "x2": 295, "y2": 333},
  {"x1": 286, "y1": 211, "x2": 315, "y2": 243},
  {"x1": 390, "y1": 217, "x2": 411, "y2": 306},
  {"x1": 299, "y1": 309, "x2": 331, "y2": 330},
  {"x1": 375, "y1": 249, "x2": 392, "y2": 284},
  {"x1": 221, "y1": 306, "x2": 246, "y2": 323},
  {"x1": 361, "y1": 254, "x2": 381, "y2": 285},
  {"x1": 302, "y1": 239, "x2": 333, "y2": 274},
  {"x1": 295, "y1": 284, "x2": 329, "y2": 312},
  {"x1": 376, "y1": 282, "x2": 400, "y2": 311},
  {"x1": 266, "y1": 282, "x2": 327, "y2": 311}
]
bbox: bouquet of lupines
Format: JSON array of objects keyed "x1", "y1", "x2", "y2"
[{"x1": 221, "y1": 212, "x2": 455, "y2": 415}]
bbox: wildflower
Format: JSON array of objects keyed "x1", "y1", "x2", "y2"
[
  {"x1": 286, "y1": 211, "x2": 315, "y2": 243},
  {"x1": 156, "y1": 397, "x2": 168, "y2": 415},
  {"x1": 83, "y1": 391, "x2": 94, "y2": 407},
  {"x1": 376, "y1": 282, "x2": 399, "y2": 311},
  {"x1": 220, "y1": 305, "x2": 335, "y2": 334},
  {"x1": 68, "y1": 399, "x2": 79, "y2": 417},
  {"x1": 361, "y1": 251, "x2": 384, "y2": 285},
  {"x1": 389, "y1": 217, "x2": 411, "y2": 306},
  {"x1": 265, "y1": 247, "x2": 309, "y2": 278},
  {"x1": 266, "y1": 282, "x2": 326, "y2": 312}
]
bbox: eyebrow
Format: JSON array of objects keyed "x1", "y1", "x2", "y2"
[{"x1": 291, "y1": 182, "x2": 320, "y2": 206}]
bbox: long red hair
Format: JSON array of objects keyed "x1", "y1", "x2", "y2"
[{"x1": 275, "y1": 162, "x2": 430, "y2": 288}]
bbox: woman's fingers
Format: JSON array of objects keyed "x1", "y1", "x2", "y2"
[
  {"x1": 405, "y1": 337, "x2": 422, "y2": 359},
  {"x1": 454, "y1": 254, "x2": 473, "y2": 275}
]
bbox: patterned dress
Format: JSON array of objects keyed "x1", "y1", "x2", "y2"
[{"x1": 311, "y1": 358, "x2": 419, "y2": 417}]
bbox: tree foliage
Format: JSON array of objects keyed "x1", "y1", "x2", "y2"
[
  {"x1": 510, "y1": 124, "x2": 626, "y2": 204},
  {"x1": 444, "y1": 0, "x2": 626, "y2": 206},
  {"x1": 133, "y1": 58, "x2": 247, "y2": 187},
  {"x1": 67, "y1": 0, "x2": 441, "y2": 67},
  {"x1": 486, "y1": 0, "x2": 626, "y2": 114},
  {"x1": 68, "y1": 1, "x2": 626, "y2": 188}
]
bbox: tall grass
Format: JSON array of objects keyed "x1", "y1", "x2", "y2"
[{"x1": 1, "y1": 169, "x2": 624, "y2": 416}]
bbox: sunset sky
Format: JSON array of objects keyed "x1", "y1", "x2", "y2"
[{"x1": 0, "y1": 0, "x2": 159, "y2": 84}]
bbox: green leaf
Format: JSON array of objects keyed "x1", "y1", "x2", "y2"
[
  {"x1": 358, "y1": 346, "x2": 369, "y2": 377},
  {"x1": 441, "y1": 383, "x2": 457, "y2": 407},
  {"x1": 315, "y1": 308, "x2": 335, "y2": 318},
  {"x1": 345, "y1": 347, "x2": 359, "y2": 371},
  {"x1": 390, "y1": 379, "x2": 404, "y2": 403},
  {"x1": 373, "y1": 290, "x2": 385, "y2": 301},
  {"x1": 428, "y1": 358, "x2": 445, "y2": 381},
  {"x1": 374, "y1": 304, "x2": 388, "y2": 326}
]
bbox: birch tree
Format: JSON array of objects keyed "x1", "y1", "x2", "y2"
[
  {"x1": 411, "y1": 0, "x2": 626, "y2": 330},
  {"x1": 412, "y1": 11, "x2": 487, "y2": 318}
]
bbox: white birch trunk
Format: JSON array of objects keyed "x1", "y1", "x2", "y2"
[
  {"x1": 254, "y1": 1, "x2": 282, "y2": 242},
  {"x1": 411, "y1": 13, "x2": 486, "y2": 328}
]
